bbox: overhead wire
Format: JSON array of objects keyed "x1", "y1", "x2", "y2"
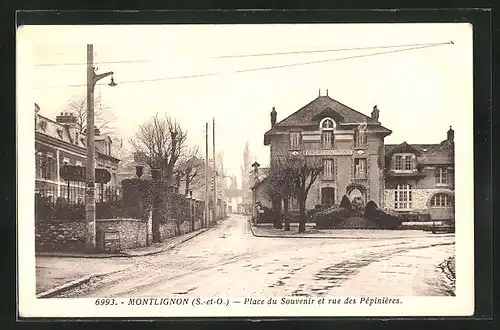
[
  {"x1": 211, "y1": 41, "x2": 452, "y2": 58},
  {"x1": 34, "y1": 41, "x2": 453, "y2": 90}
]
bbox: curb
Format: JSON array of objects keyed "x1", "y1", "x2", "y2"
[
  {"x1": 248, "y1": 219, "x2": 455, "y2": 240},
  {"x1": 36, "y1": 252, "x2": 129, "y2": 259},
  {"x1": 121, "y1": 228, "x2": 209, "y2": 257},
  {"x1": 36, "y1": 275, "x2": 93, "y2": 298}
]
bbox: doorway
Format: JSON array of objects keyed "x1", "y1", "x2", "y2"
[{"x1": 321, "y1": 187, "x2": 335, "y2": 208}]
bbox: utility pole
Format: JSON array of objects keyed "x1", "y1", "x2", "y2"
[
  {"x1": 212, "y1": 118, "x2": 217, "y2": 224},
  {"x1": 85, "y1": 44, "x2": 116, "y2": 253},
  {"x1": 205, "y1": 122, "x2": 209, "y2": 228},
  {"x1": 85, "y1": 44, "x2": 96, "y2": 253}
]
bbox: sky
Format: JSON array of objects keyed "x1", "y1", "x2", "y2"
[{"x1": 23, "y1": 23, "x2": 473, "y2": 186}]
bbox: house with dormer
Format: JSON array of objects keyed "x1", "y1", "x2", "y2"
[
  {"x1": 259, "y1": 92, "x2": 455, "y2": 222},
  {"x1": 34, "y1": 104, "x2": 120, "y2": 204},
  {"x1": 384, "y1": 127, "x2": 455, "y2": 221},
  {"x1": 263, "y1": 91, "x2": 392, "y2": 211}
]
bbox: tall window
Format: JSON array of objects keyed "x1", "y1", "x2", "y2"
[
  {"x1": 290, "y1": 132, "x2": 301, "y2": 150},
  {"x1": 404, "y1": 156, "x2": 413, "y2": 170},
  {"x1": 45, "y1": 153, "x2": 56, "y2": 180},
  {"x1": 320, "y1": 118, "x2": 335, "y2": 148},
  {"x1": 395, "y1": 155, "x2": 403, "y2": 170},
  {"x1": 394, "y1": 184, "x2": 412, "y2": 209},
  {"x1": 35, "y1": 152, "x2": 43, "y2": 178},
  {"x1": 354, "y1": 128, "x2": 367, "y2": 148},
  {"x1": 321, "y1": 131, "x2": 333, "y2": 148},
  {"x1": 323, "y1": 159, "x2": 334, "y2": 180},
  {"x1": 430, "y1": 193, "x2": 453, "y2": 207},
  {"x1": 354, "y1": 158, "x2": 367, "y2": 178},
  {"x1": 435, "y1": 167, "x2": 448, "y2": 185}
]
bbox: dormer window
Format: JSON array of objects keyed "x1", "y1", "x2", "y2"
[
  {"x1": 320, "y1": 117, "x2": 335, "y2": 149},
  {"x1": 394, "y1": 153, "x2": 414, "y2": 171}
]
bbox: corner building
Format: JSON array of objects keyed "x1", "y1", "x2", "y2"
[{"x1": 260, "y1": 93, "x2": 454, "y2": 221}]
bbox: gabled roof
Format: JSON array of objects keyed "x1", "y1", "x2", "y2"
[
  {"x1": 264, "y1": 95, "x2": 391, "y2": 144},
  {"x1": 385, "y1": 141, "x2": 425, "y2": 157},
  {"x1": 385, "y1": 140, "x2": 454, "y2": 165},
  {"x1": 276, "y1": 95, "x2": 372, "y2": 127}
]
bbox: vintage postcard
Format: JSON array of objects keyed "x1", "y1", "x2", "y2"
[{"x1": 17, "y1": 22, "x2": 474, "y2": 318}]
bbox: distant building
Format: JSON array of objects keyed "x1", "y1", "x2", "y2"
[
  {"x1": 34, "y1": 104, "x2": 120, "y2": 204},
  {"x1": 225, "y1": 176, "x2": 243, "y2": 214},
  {"x1": 256, "y1": 92, "x2": 454, "y2": 221}
]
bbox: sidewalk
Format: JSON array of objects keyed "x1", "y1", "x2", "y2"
[
  {"x1": 250, "y1": 221, "x2": 454, "y2": 239},
  {"x1": 36, "y1": 227, "x2": 211, "y2": 296}
]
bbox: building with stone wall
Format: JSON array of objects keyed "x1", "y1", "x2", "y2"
[
  {"x1": 257, "y1": 92, "x2": 454, "y2": 222},
  {"x1": 263, "y1": 91, "x2": 391, "y2": 211},
  {"x1": 384, "y1": 127, "x2": 455, "y2": 221}
]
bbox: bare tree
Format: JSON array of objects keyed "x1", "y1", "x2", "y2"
[
  {"x1": 129, "y1": 113, "x2": 188, "y2": 185},
  {"x1": 67, "y1": 95, "x2": 117, "y2": 135},
  {"x1": 267, "y1": 154, "x2": 324, "y2": 233},
  {"x1": 173, "y1": 147, "x2": 204, "y2": 195}
]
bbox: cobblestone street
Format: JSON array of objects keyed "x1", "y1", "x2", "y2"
[{"x1": 38, "y1": 214, "x2": 455, "y2": 298}]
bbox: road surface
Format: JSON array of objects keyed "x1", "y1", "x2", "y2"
[{"x1": 59, "y1": 214, "x2": 455, "y2": 298}]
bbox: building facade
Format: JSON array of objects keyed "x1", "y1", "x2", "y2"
[
  {"x1": 35, "y1": 105, "x2": 120, "y2": 204},
  {"x1": 384, "y1": 128, "x2": 455, "y2": 221},
  {"x1": 225, "y1": 176, "x2": 243, "y2": 214},
  {"x1": 263, "y1": 93, "x2": 391, "y2": 211},
  {"x1": 259, "y1": 93, "x2": 454, "y2": 221}
]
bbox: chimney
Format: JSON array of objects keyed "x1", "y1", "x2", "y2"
[
  {"x1": 447, "y1": 126, "x2": 454, "y2": 142},
  {"x1": 56, "y1": 111, "x2": 78, "y2": 128},
  {"x1": 94, "y1": 126, "x2": 100, "y2": 136},
  {"x1": 371, "y1": 105, "x2": 380, "y2": 122},
  {"x1": 270, "y1": 107, "x2": 277, "y2": 128}
]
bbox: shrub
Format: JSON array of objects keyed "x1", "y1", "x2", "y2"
[
  {"x1": 315, "y1": 206, "x2": 350, "y2": 229},
  {"x1": 339, "y1": 195, "x2": 352, "y2": 209},
  {"x1": 364, "y1": 200, "x2": 402, "y2": 229}
]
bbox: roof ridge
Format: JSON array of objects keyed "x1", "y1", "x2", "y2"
[
  {"x1": 324, "y1": 95, "x2": 372, "y2": 121},
  {"x1": 273, "y1": 96, "x2": 321, "y2": 127}
]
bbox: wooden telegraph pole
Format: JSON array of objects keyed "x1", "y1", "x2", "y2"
[
  {"x1": 85, "y1": 44, "x2": 97, "y2": 252},
  {"x1": 205, "y1": 122, "x2": 209, "y2": 228},
  {"x1": 212, "y1": 118, "x2": 217, "y2": 224},
  {"x1": 85, "y1": 44, "x2": 115, "y2": 253}
]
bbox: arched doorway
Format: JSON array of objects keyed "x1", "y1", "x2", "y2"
[
  {"x1": 348, "y1": 188, "x2": 364, "y2": 203},
  {"x1": 346, "y1": 184, "x2": 366, "y2": 204}
]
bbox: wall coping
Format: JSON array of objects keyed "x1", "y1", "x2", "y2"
[
  {"x1": 40, "y1": 218, "x2": 145, "y2": 224},
  {"x1": 97, "y1": 218, "x2": 145, "y2": 222}
]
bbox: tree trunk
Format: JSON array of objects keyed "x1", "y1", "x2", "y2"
[
  {"x1": 283, "y1": 197, "x2": 290, "y2": 231},
  {"x1": 275, "y1": 196, "x2": 283, "y2": 229},
  {"x1": 185, "y1": 172, "x2": 190, "y2": 196},
  {"x1": 298, "y1": 196, "x2": 306, "y2": 233}
]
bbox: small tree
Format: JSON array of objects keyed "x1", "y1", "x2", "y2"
[{"x1": 267, "y1": 154, "x2": 324, "y2": 233}]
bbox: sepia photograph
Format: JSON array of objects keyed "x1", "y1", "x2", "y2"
[{"x1": 17, "y1": 22, "x2": 474, "y2": 318}]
